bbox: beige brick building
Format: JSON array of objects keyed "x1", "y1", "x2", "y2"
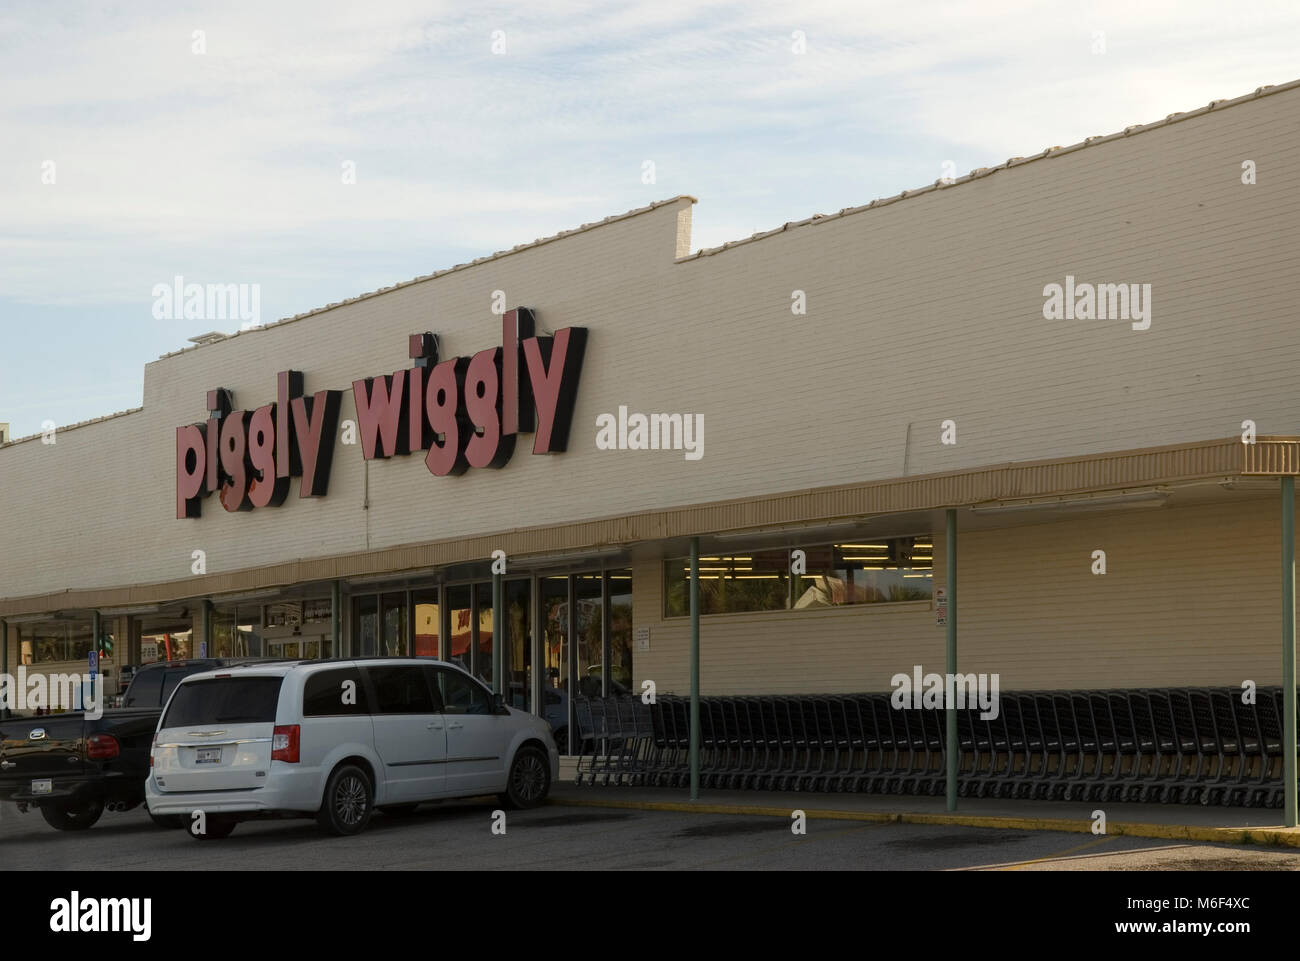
[{"x1": 2, "y1": 79, "x2": 1298, "y2": 736}]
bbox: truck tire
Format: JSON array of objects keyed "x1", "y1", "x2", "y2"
[
  {"x1": 498, "y1": 745, "x2": 551, "y2": 809},
  {"x1": 40, "y1": 798, "x2": 105, "y2": 831}
]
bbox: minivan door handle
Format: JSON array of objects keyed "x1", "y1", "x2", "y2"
[
  {"x1": 447, "y1": 722, "x2": 464, "y2": 731},
  {"x1": 426, "y1": 721, "x2": 443, "y2": 731}
]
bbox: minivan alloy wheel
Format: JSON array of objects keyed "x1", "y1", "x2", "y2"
[
  {"x1": 317, "y1": 763, "x2": 374, "y2": 836},
  {"x1": 513, "y1": 753, "x2": 546, "y2": 802},
  {"x1": 500, "y1": 746, "x2": 550, "y2": 809},
  {"x1": 335, "y1": 774, "x2": 368, "y2": 827}
]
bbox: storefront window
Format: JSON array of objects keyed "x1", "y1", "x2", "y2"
[
  {"x1": 353, "y1": 594, "x2": 378, "y2": 657},
  {"x1": 259, "y1": 599, "x2": 330, "y2": 659},
  {"x1": 540, "y1": 576, "x2": 570, "y2": 752},
  {"x1": 664, "y1": 537, "x2": 932, "y2": 616},
  {"x1": 608, "y1": 570, "x2": 633, "y2": 692},
  {"x1": 793, "y1": 538, "x2": 933, "y2": 607},
  {"x1": 504, "y1": 579, "x2": 531, "y2": 712},
  {"x1": 413, "y1": 589, "x2": 440, "y2": 657},
  {"x1": 447, "y1": 585, "x2": 472, "y2": 674},
  {"x1": 381, "y1": 592, "x2": 407, "y2": 656},
  {"x1": 18, "y1": 618, "x2": 94, "y2": 664},
  {"x1": 663, "y1": 549, "x2": 790, "y2": 616},
  {"x1": 574, "y1": 574, "x2": 603, "y2": 697},
  {"x1": 541, "y1": 577, "x2": 568, "y2": 694},
  {"x1": 140, "y1": 630, "x2": 193, "y2": 663},
  {"x1": 211, "y1": 605, "x2": 265, "y2": 658},
  {"x1": 474, "y1": 584, "x2": 494, "y2": 685}
]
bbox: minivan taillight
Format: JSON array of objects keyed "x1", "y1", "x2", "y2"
[
  {"x1": 271, "y1": 725, "x2": 300, "y2": 763},
  {"x1": 87, "y1": 733, "x2": 120, "y2": 761},
  {"x1": 149, "y1": 732, "x2": 156, "y2": 767}
]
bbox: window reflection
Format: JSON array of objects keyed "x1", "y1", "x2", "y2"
[
  {"x1": 447, "y1": 585, "x2": 472, "y2": 675},
  {"x1": 353, "y1": 594, "x2": 378, "y2": 657},
  {"x1": 381, "y1": 592, "x2": 407, "y2": 656},
  {"x1": 574, "y1": 574, "x2": 604, "y2": 697},
  {"x1": 664, "y1": 536, "x2": 933, "y2": 616},
  {"x1": 474, "y1": 584, "x2": 494, "y2": 685},
  {"x1": 413, "y1": 590, "x2": 440, "y2": 657},
  {"x1": 608, "y1": 570, "x2": 633, "y2": 693}
]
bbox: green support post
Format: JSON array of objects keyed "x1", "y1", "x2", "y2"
[
  {"x1": 689, "y1": 536, "x2": 701, "y2": 801},
  {"x1": 0, "y1": 619, "x2": 6, "y2": 717},
  {"x1": 201, "y1": 599, "x2": 212, "y2": 658},
  {"x1": 946, "y1": 508, "x2": 958, "y2": 813},
  {"x1": 492, "y1": 571, "x2": 503, "y2": 696},
  {"x1": 91, "y1": 610, "x2": 100, "y2": 710},
  {"x1": 1284, "y1": 475, "x2": 1297, "y2": 827}
]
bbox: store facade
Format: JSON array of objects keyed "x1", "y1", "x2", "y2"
[{"x1": 2, "y1": 80, "x2": 1300, "y2": 749}]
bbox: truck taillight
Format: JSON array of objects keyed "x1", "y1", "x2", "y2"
[
  {"x1": 87, "y1": 733, "x2": 120, "y2": 761},
  {"x1": 271, "y1": 725, "x2": 299, "y2": 763}
]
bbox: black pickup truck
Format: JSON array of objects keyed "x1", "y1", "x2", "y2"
[{"x1": 0, "y1": 658, "x2": 276, "y2": 831}]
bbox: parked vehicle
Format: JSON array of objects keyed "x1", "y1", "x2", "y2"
[
  {"x1": 0, "y1": 709, "x2": 158, "y2": 830},
  {"x1": 0, "y1": 657, "x2": 281, "y2": 831},
  {"x1": 146, "y1": 657, "x2": 558, "y2": 839}
]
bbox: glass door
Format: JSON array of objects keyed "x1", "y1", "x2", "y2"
[
  {"x1": 412, "y1": 589, "x2": 440, "y2": 657},
  {"x1": 503, "y1": 578, "x2": 531, "y2": 712},
  {"x1": 474, "y1": 584, "x2": 494, "y2": 685},
  {"x1": 541, "y1": 576, "x2": 571, "y2": 753},
  {"x1": 447, "y1": 585, "x2": 473, "y2": 675},
  {"x1": 380, "y1": 592, "x2": 407, "y2": 656}
]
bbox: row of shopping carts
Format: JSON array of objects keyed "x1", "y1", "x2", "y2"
[{"x1": 572, "y1": 688, "x2": 1291, "y2": 807}]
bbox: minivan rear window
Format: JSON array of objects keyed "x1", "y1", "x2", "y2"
[{"x1": 162, "y1": 677, "x2": 284, "y2": 728}]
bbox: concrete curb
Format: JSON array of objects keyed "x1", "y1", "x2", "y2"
[{"x1": 550, "y1": 795, "x2": 1300, "y2": 848}]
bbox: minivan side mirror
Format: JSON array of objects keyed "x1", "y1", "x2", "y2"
[{"x1": 492, "y1": 693, "x2": 507, "y2": 714}]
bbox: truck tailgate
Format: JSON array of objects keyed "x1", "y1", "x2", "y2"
[{"x1": 0, "y1": 714, "x2": 85, "y2": 798}]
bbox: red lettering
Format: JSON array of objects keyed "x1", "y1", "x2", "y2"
[
  {"x1": 407, "y1": 365, "x2": 432, "y2": 453},
  {"x1": 464, "y1": 347, "x2": 514, "y2": 469},
  {"x1": 424, "y1": 358, "x2": 469, "y2": 477},
  {"x1": 174, "y1": 315, "x2": 583, "y2": 519},
  {"x1": 522, "y1": 327, "x2": 587, "y2": 453},
  {"x1": 276, "y1": 370, "x2": 302, "y2": 479},
  {"x1": 501, "y1": 307, "x2": 535, "y2": 435},
  {"x1": 218, "y1": 411, "x2": 253, "y2": 512},
  {"x1": 176, "y1": 425, "x2": 206, "y2": 518},
  {"x1": 352, "y1": 371, "x2": 409, "y2": 459},
  {"x1": 291, "y1": 390, "x2": 341, "y2": 497},
  {"x1": 247, "y1": 404, "x2": 288, "y2": 509}
]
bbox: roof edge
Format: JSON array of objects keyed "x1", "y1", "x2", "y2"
[
  {"x1": 150, "y1": 195, "x2": 697, "y2": 365},
  {"x1": 0, "y1": 407, "x2": 144, "y2": 450},
  {"x1": 677, "y1": 79, "x2": 1300, "y2": 261}
]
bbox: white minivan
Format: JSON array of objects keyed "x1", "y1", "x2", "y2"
[{"x1": 146, "y1": 658, "x2": 558, "y2": 839}]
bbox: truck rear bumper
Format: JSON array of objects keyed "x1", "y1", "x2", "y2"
[{"x1": 0, "y1": 775, "x2": 131, "y2": 806}]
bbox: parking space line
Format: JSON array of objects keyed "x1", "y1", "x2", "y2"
[{"x1": 992, "y1": 835, "x2": 1119, "y2": 870}]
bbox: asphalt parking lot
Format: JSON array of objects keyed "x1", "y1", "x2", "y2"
[{"x1": 3, "y1": 799, "x2": 1299, "y2": 870}]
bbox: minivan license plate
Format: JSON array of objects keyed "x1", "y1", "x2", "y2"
[
  {"x1": 195, "y1": 748, "x2": 222, "y2": 764},
  {"x1": 31, "y1": 779, "x2": 52, "y2": 795}
]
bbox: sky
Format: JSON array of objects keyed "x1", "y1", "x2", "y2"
[{"x1": 2, "y1": 0, "x2": 1298, "y2": 439}]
